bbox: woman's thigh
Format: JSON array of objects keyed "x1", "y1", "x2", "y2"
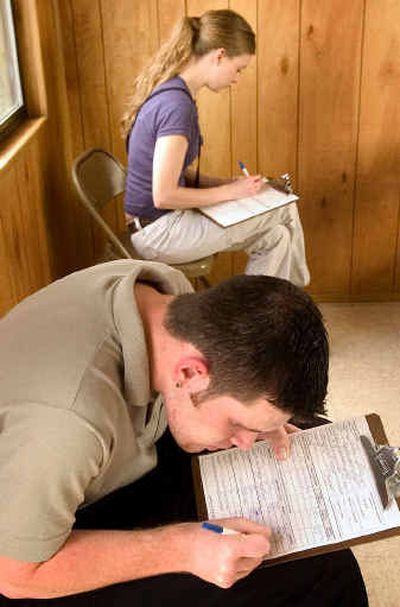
[
  {"x1": 130, "y1": 207, "x2": 294, "y2": 264},
  {"x1": 131, "y1": 210, "x2": 226, "y2": 263}
]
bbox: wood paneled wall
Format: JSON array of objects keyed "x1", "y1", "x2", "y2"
[
  {"x1": 59, "y1": 0, "x2": 400, "y2": 299},
  {"x1": 1, "y1": 0, "x2": 399, "y2": 316},
  {"x1": 0, "y1": 125, "x2": 51, "y2": 316},
  {"x1": 0, "y1": 0, "x2": 53, "y2": 317}
]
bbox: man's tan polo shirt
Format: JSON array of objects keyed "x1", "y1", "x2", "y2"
[{"x1": 0, "y1": 260, "x2": 192, "y2": 562}]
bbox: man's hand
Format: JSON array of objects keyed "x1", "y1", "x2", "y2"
[
  {"x1": 256, "y1": 422, "x2": 300, "y2": 460},
  {"x1": 180, "y1": 517, "x2": 270, "y2": 588}
]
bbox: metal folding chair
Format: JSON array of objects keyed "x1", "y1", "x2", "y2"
[{"x1": 72, "y1": 148, "x2": 213, "y2": 286}]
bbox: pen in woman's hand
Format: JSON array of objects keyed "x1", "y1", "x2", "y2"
[{"x1": 238, "y1": 160, "x2": 250, "y2": 177}]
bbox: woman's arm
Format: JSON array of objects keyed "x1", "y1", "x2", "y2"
[
  {"x1": 152, "y1": 135, "x2": 263, "y2": 209},
  {"x1": 184, "y1": 166, "x2": 233, "y2": 188}
]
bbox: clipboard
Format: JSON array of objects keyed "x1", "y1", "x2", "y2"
[
  {"x1": 198, "y1": 186, "x2": 299, "y2": 228},
  {"x1": 192, "y1": 413, "x2": 400, "y2": 567}
]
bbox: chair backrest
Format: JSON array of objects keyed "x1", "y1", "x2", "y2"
[
  {"x1": 72, "y1": 148, "x2": 132, "y2": 259},
  {"x1": 72, "y1": 148, "x2": 127, "y2": 210}
]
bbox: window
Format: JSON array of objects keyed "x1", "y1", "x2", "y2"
[{"x1": 0, "y1": 0, "x2": 25, "y2": 139}]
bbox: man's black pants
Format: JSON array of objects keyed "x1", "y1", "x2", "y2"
[{"x1": 0, "y1": 425, "x2": 369, "y2": 606}]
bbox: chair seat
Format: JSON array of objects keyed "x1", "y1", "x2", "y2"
[
  {"x1": 110, "y1": 230, "x2": 214, "y2": 280},
  {"x1": 173, "y1": 255, "x2": 214, "y2": 279}
]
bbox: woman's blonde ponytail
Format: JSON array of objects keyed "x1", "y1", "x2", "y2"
[
  {"x1": 121, "y1": 10, "x2": 255, "y2": 139},
  {"x1": 121, "y1": 17, "x2": 195, "y2": 138}
]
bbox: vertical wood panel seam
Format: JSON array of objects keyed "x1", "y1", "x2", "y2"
[
  {"x1": 14, "y1": 155, "x2": 32, "y2": 297},
  {"x1": 228, "y1": 0, "x2": 231, "y2": 176},
  {"x1": 255, "y1": 0, "x2": 259, "y2": 173},
  {"x1": 66, "y1": 0, "x2": 96, "y2": 272},
  {"x1": 69, "y1": 0, "x2": 87, "y2": 149},
  {"x1": 392, "y1": 0, "x2": 400, "y2": 293},
  {"x1": 0, "y1": 213, "x2": 17, "y2": 309},
  {"x1": 98, "y1": 0, "x2": 113, "y2": 152},
  {"x1": 156, "y1": 0, "x2": 161, "y2": 45},
  {"x1": 0, "y1": 182, "x2": 19, "y2": 304},
  {"x1": 229, "y1": 0, "x2": 233, "y2": 276},
  {"x1": 95, "y1": 0, "x2": 113, "y2": 249},
  {"x1": 349, "y1": 0, "x2": 367, "y2": 296},
  {"x1": 228, "y1": 0, "x2": 233, "y2": 177},
  {"x1": 392, "y1": 183, "x2": 400, "y2": 293},
  {"x1": 296, "y1": 0, "x2": 302, "y2": 187}
]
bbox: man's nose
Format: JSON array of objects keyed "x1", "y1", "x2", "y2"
[{"x1": 231, "y1": 430, "x2": 257, "y2": 451}]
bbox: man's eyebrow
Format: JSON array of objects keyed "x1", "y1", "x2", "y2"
[
  {"x1": 233, "y1": 418, "x2": 290, "y2": 434},
  {"x1": 233, "y1": 421, "x2": 267, "y2": 434}
]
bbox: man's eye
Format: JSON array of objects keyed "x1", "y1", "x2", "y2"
[{"x1": 229, "y1": 420, "x2": 240, "y2": 431}]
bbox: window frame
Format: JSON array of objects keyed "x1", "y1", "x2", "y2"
[
  {"x1": 0, "y1": 0, "x2": 27, "y2": 142},
  {"x1": 0, "y1": 0, "x2": 47, "y2": 170}
]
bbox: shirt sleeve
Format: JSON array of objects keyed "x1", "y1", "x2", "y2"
[
  {"x1": 156, "y1": 93, "x2": 197, "y2": 141},
  {"x1": 0, "y1": 403, "x2": 104, "y2": 562}
]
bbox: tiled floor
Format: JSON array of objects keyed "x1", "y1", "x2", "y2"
[{"x1": 320, "y1": 302, "x2": 400, "y2": 607}]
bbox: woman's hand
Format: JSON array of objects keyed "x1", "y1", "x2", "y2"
[
  {"x1": 152, "y1": 135, "x2": 266, "y2": 208},
  {"x1": 225, "y1": 175, "x2": 264, "y2": 200}
]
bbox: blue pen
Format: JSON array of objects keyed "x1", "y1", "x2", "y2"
[
  {"x1": 202, "y1": 521, "x2": 240, "y2": 536},
  {"x1": 240, "y1": 160, "x2": 272, "y2": 186},
  {"x1": 238, "y1": 160, "x2": 250, "y2": 177}
]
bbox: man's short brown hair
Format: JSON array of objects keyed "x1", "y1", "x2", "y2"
[{"x1": 165, "y1": 275, "x2": 328, "y2": 418}]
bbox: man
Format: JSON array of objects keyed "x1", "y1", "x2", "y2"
[{"x1": 0, "y1": 260, "x2": 367, "y2": 605}]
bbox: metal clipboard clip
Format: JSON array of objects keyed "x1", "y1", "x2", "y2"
[
  {"x1": 360, "y1": 435, "x2": 400, "y2": 508},
  {"x1": 263, "y1": 173, "x2": 294, "y2": 195}
]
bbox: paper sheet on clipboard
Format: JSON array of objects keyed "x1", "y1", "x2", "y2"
[
  {"x1": 199, "y1": 185, "x2": 298, "y2": 228},
  {"x1": 195, "y1": 416, "x2": 400, "y2": 563}
]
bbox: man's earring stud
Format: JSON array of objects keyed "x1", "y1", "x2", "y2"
[{"x1": 175, "y1": 382, "x2": 182, "y2": 388}]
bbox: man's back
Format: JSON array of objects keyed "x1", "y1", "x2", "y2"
[{"x1": 0, "y1": 260, "x2": 191, "y2": 563}]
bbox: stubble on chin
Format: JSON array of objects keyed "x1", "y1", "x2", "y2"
[
  {"x1": 168, "y1": 429, "x2": 202, "y2": 453},
  {"x1": 181, "y1": 442, "x2": 203, "y2": 453}
]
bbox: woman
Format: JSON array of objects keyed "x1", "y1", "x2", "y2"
[{"x1": 121, "y1": 9, "x2": 309, "y2": 286}]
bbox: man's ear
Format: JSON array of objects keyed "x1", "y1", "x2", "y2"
[{"x1": 174, "y1": 356, "x2": 210, "y2": 392}]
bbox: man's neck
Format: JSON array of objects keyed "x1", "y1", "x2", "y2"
[
  {"x1": 134, "y1": 283, "x2": 174, "y2": 392},
  {"x1": 135, "y1": 283, "x2": 204, "y2": 398}
]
